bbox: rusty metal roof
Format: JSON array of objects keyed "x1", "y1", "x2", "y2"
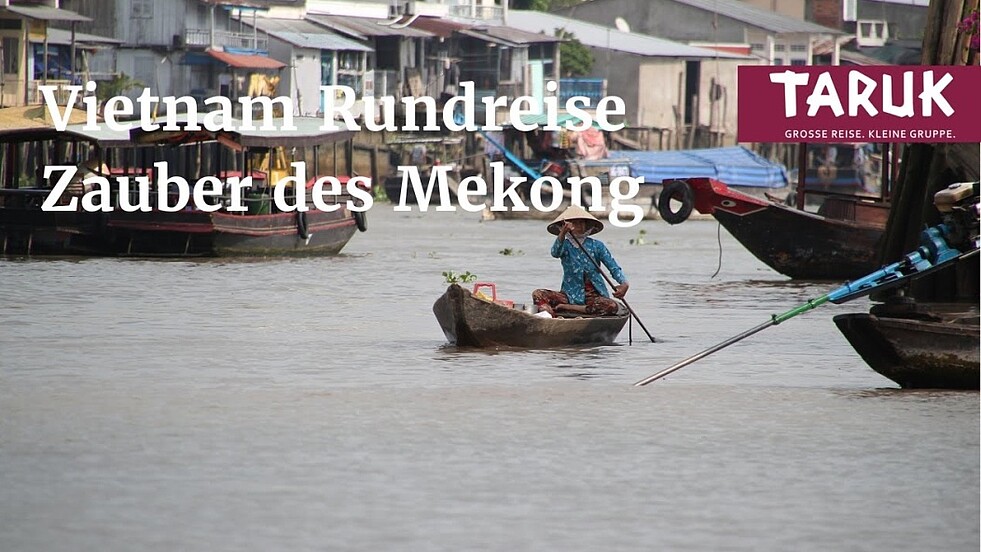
[{"x1": 407, "y1": 16, "x2": 472, "y2": 38}]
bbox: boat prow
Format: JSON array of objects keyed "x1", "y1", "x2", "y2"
[
  {"x1": 661, "y1": 177, "x2": 887, "y2": 280},
  {"x1": 433, "y1": 284, "x2": 628, "y2": 348},
  {"x1": 833, "y1": 305, "x2": 980, "y2": 389}
]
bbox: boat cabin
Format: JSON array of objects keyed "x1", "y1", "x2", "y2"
[{"x1": 0, "y1": 116, "x2": 364, "y2": 256}]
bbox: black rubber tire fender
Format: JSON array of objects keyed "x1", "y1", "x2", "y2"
[
  {"x1": 657, "y1": 180, "x2": 695, "y2": 225},
  {"x1": 354, "y1": 210, "x2": 368, "y2": 232}
]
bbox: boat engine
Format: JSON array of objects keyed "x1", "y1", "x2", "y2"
[{"x1": 933, "y1": 181, "x2": 980, "y2": 252}]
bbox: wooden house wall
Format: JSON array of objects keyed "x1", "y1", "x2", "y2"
[
  {"x1": 292, "y1": 48, "x2": 322, "y2": 117},
  {"x1": 61, "y1": 0, "x2": 229, "y2": 48},
  {"x1": 695, "y1": 57, "x2": 752, "y2": 146},
  {"x1": 635, "y1": 58, "x2": 683, "y2": 130}
]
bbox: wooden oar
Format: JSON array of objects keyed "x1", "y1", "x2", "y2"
[
  {"x1": 634, "y1": 240, "x2": 981, "y2": 385},
  {"x1": 567, "y1": 232, "x2": 656, "y2": 343},
  {"x1": 634, "y1": 290, "x2": 842, "y2": 386},
  {"x1": 633, "y1": 318, "x2": 780, "y2": 386}
]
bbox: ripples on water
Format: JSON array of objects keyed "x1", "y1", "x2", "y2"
[{"x1": 1, "y1": 209, "x2": 977, "y2": 551}]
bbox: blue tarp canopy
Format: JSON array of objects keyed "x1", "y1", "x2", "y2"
[{"x1": 608, "y1": 146, "x2": 789, "y2": 189}]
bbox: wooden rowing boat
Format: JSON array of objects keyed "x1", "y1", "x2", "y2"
[
  {"x1": 433, "y1": 284, "x2": 628, "y2": 348},
  {"x1": 833, "y1": 304, "x2": 980, "y2": 389}
]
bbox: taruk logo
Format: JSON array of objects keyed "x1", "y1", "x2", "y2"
[
  {"x1": 769, "y1": 69, "x2": 954, "y2": 118},
  {"x1": 736, "y1": 66, "x2": 981, "y2": 143}
]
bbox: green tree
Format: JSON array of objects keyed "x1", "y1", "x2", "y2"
[
  {"x1": 556, "y1": 29, "x2": 593, "y2": 77},
  {"x1": 95, "y1": 73, "x2": 144, "y2": 115}
]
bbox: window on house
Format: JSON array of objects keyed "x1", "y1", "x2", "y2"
[
  {"x1": 133, "y1": 0, "x2": 153, "y2": 19},
  {"x1": 336, "y1": 51, "x2": 363, "y2": 94},
  {"x1": 790, "y1": 59, "x2": 807, "y2": 66},
  {"x1": 774, "y1": 58, "x2": 784, "y2": 65},
  {"x1": 750, "y1": 43, "x2": 764, "y2": 51},
  {"x1": 536, "y1": 43, "x2": 555, "y2": 79},
  {"x1": 321, "y1": 51, "x2": 333, "y2": 85},
  {"x1": 774, "y1": 44, "x2": 786, "y2": 52},
  {"x1": 337, "y1": 51, "x2": 360, "y2": 71},
  {"x1": 2, "y1": 37, "x2": 19, "y2": 74},
  {"x1": 499, "y1": 48, "x2": 512, "y2": 83},
  {"x1": 0, "y1": 19, "x2": 23, "y2": 31},
  {"x1": 790, "y1": 44, "x2": 807, "y2": 52}
]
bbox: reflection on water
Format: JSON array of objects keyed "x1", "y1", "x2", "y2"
[{"x1": 1, "y1": 210, "x2": 977, "y2": 552}]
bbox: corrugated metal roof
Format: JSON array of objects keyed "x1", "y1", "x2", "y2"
[
  {"x1": 456, "y1": 29, "x2": 519, "y2": 47},
  {"x1": 839, "y1": 49, "x2": 895, "y2": 66},
  {"x1": 307, "y1": 15, "x2": 435, "y2": 39},
  {"x1": 267, "y1": 29, "x2": 373, "y2": 51},
  {"x1": 245, "y1": 17, "x2": 373, "y2": 51},
  {"x1": 408, "y1": 16, "x2": 472, "y2": 38},
  {"x1": 37, "y1": 29, "x2": 123, "y2": 47},
  {"x1": 433, "y1": 21, "x2": 559, "y2": 46},
  {"x1": 477, "y1": 25, "x2": 560, "y2": 45},
  {"x1": 1, "y1": 5, "x2": 91, "y2": 22},
  {"x1": 668, "y1": 0, "x2": 842, "y2": 34},
  {"x1": 508, "y1": 10, "x2": 749, "y2": 59}
]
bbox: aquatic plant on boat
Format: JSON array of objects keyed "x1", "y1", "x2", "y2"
[{"x1": 442, "y1": 271, "x2": 477, "y2": 285}]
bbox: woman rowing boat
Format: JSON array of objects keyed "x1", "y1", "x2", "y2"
[{"x1": 532, "y1": 205, "x2": 630, "y2": 317}]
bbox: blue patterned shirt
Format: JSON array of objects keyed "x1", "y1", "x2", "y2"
[{"x1": 551, "y1": 235, "x2": 627, "y2": 304}]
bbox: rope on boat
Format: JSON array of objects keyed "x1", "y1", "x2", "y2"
[{"x1": 711, "y1": 222, "x2": 723, "y2": 279}]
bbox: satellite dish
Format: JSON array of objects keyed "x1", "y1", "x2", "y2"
[{"x1": 614, "y1": 17, "x2": 630, "y2": 33}]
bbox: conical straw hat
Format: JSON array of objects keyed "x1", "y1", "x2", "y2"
[{"x1": 547, "y1": 205, "x2": 604, "y2": 235}]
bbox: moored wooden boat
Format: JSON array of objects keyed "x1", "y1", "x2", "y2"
[
  {"x1": 833, "y1": 304, "x2": 980, "y2": 390},
  {"x1": 661, "y1": 177, "x2": 887, "y2": 280},
  {"x1": 0, "y1": 122, "x2": 130, "y2": 255},
  {"x1": 0, "y1": 117, "x2": 366, "y2": 257},
  {"x1": 104, "y1": 208, "x2": 357, "y2": 256},
  {"x1": 433, "y1": 284, "x2": 628, "y2": 348}
]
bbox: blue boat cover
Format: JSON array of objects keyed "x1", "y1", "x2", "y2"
[{"x1": 607, "y1": 146, "x2": 789, "y2": 189}]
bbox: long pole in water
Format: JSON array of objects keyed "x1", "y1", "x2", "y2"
[
  {"x1": 568, "y1": 233, "x2": 656, "y2": 343},
  {"x1": 633, "y1": 295, "x2": 830, "y2": 386},
  {"x1": 633, "y1": 190, "x2": 979, "y2": 386}
]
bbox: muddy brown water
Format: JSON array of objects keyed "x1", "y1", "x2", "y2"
[{"x1": 1, "y1": 207, "x2": 977, "y2": 551}]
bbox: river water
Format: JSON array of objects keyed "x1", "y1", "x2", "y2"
[{"x1": 1, "y1": 207, "x2": 977, "y2": 551}]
